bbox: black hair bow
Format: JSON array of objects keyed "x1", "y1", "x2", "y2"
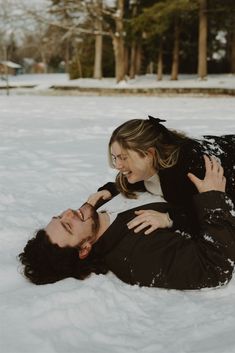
[
  {"x1": 148, "y1": 115, "x2": 179, "y2": 144},
  {"x1": 148, "y1": 115, "x2": 166, "y2": 125}
]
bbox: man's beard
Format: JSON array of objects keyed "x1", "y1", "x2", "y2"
[
  {"x1": 80, "y1": 202, "x2": 100, "y2": 234},
  {"x1": 91, "y1": 207, "x2": 100, "y2": 234}
]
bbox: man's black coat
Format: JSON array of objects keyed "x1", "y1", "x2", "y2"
[{"x1": 92, "y1": 191, "x2": 235, "y2": 290}]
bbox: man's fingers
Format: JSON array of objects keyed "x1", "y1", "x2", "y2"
[
  {"x1": 187, "y1": 172, "x2": 201, "y2": 188},
  {"x1": 210, "y1": 156, "x2": 224, "y2": 180},
  {"x1": 210, "y1": 156, "x2": 221, "y2": 170},
  {"x1": 211, "y1": 156, "x2": 218, "y2": 171},
  {"x1": 218, "y1": 164, "x2": 224, "y2": 179},
  {"x1": 222, "y1": 176, "x2": 226, "y2": 188},
  {"x1": 204, "y1": 155, "x2": 213, "y2": 173}
]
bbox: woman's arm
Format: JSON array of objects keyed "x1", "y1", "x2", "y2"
[
  {"x1": 127, "y1": 156, "x2": 226, "y2": 235},
  {"x1": 85, "y1": 182, "x2": 119, "y2": 209},
  {"x1": 164, "y1": 190, "x2": 235, "y2": 290},
  {"x1": 97, "y1": 182, "x2": 119, "y2": 197}
]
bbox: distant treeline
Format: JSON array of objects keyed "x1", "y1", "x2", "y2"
[{"x1": 2, "y1": 0, "x2": 235, "y2": 81}]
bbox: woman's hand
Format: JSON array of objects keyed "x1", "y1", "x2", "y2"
[
  {"x1": 127, "y1": 209, "x2": 172, "y2": 235},
  {"x1": 187, "y1": 155, "x2": 226, "y2": 193},
  {"x1": 87, "y1": 190, "x2": 112, "y2": 207}
]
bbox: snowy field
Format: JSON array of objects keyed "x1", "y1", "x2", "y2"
[
  {"x1": 1, "y1": 93, "x2": 235, "y2": 353},
  {"x1": 1, "y1": 73, "x2": 235, "y2": 91}
]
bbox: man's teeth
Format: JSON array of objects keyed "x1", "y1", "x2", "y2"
[
  {"x1": 123, "y1": 171, "x2": 131, "y2": 175},
  {"x1": 77, "y1": 209, "x2": 84, "y2": 220}
]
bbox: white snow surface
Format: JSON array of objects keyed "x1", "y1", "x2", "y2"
[
  {"x1": 1, "y1": 73, "x2": 235, "y2": 90},
  {"x1": 1, "y1": 85, "x2": 235, "y2": 353}
]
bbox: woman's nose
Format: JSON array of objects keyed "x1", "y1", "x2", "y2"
[{"x1": 115, "y1": 159, "x2": 124, "y2": 170}]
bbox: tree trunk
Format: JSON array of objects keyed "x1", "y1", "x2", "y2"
[
  {"x1": 171, "y1": 19, "x2": 180, "y2": 80},
  {"x1": 198, "y1": 0, "x2": 207, "y2": 79},
  {"x1": 113, "y1": 0, "x2": 125, "y2": 83},
  {"x1": 136, "y1": 42, "x2": 142, "y2": 75},
  {"x1": 93, "y1": 0, "x2": 103, "y2": 79},
  {"x1": 124, "y1": 46, "x2": 129, "y2": 76},
  {"x1": 93, "y1": 30, "x2": 103, "y2": 79},
  {"x1": 129, "y1": 41, "x2": 136, "y2": 79},
  {"x1": 129, "y1": 2, "x2": 138, "y2": 79},
  {"x1": 230, "y1": 27, "x2": 235, "y2": 73},
  {"x1": 65, "y1": 39, "x2": 70, "y2": 73},
  {"x1": 157, "y1": 38, "x2": 163, "y2": 81},
  {"x1": 77, "y1": 54, "x2": 82, "y2": 78},
  {"x1": 40, "y1": 49, "x2": 48, "y2": 73},
  {"x1": 113, "y1": 35, "x2": 125, "y2": 82}
]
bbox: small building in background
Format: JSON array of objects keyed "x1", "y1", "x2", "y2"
[
  {"x1": 0, "y1": 61, "x2": 22, "y2": 76},
  {"x1": 33, "y1": 62, "x2": 47, "y2": 74},
  {"x1": 22, "y1": 58, "x2": 47, "y2": 74},
  {"x1": 22, "y1": 58, "x2": 35, "y2": 73}
]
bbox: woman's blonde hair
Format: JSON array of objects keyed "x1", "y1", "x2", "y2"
[{"x1": 108, "y1": 118, "x2": 189, "y2": 198}]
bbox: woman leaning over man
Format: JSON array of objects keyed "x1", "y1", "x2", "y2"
[{"x1": 88, "y1": 116, "x2": 235, "y2": 235}]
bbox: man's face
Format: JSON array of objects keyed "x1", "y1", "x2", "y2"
[{"x1": 45, "y1": 203, "x2": 99, "y2": 258}]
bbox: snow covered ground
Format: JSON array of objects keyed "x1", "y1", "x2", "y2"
[
  {"x1": 0, "y1": 73, "x2": 235, "y2": 92},
  {"x1": 0, "y1": 92, "x2": 235, "y2": 353}
]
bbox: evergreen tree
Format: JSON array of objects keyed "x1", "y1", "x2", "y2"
[
  {"x1": 207, "y1": 0, "x2": 235, "y2": 73},
  {"x1": 133, "y1": 0, "x2": 197, "y2": 79}
]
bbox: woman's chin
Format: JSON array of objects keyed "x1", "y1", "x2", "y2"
[{"x1": 126, "y1": 175, "x2": 138, "y2": 184}]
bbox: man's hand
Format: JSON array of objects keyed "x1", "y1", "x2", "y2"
[
  {"x1": 187, "y1": 155, "x2": 226, "y2": 193},
  {"x1": 86, "y1": 190, "x2": 112, "y2": 207},
  {"x1": 127, "y1": 210, "x2": 172, "y2": 235}
]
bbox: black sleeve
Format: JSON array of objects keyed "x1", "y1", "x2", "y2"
[
  {"x1": 97, "y1": 181, "x2": 146, "y2": 197},
  {"x1": 98, "y1": 182, "x2": 119, "y2": 197},
  {"x1": 173, "y1": 137, "x2": 228, "y2": 205},
  {"x1": 168, "y1": 206, "x2": 193, "y2": 234},
  {"x1": 176, "y1": 142, "x2": 206, "y2": 199},
  {"x1": 162, "y1": 141, "x2": 207, "y2": 233},
  {"x1": 169, "y1": 191, "x2": 235, "y2": 289}
]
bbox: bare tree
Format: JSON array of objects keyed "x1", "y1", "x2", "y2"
[
  {"x1": 157, "y1": 38, "x2": 163, "y2": 81},
  {"x1": 171, "y1": 18, "x2": 180, "y2": 80},
  {"x1": 231, "y1": 38, "x2": 235, "y2": 73},
  {"x1": 129, "y1": 0, "x2": 138, "y2": 79},
  {"x1": 93, "y1": 0, "x2": 103, "y2": 79},
  {"x1": 111, "y1": 0, "x2": 125, "y2": 82},
  {"x1": 198, "y1": 0, "x2": 207, "y2": 79},
  {"x1": 8, "y1": 0, "x2": 128, "y2": 82}
]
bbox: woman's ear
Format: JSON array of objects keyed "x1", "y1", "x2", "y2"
[
  {"x1": 147, "y1": 147, "x2": 155, "y2": 157},
  {"x1": 78, "y1": 243, "x2": 92, "y2": 259}
]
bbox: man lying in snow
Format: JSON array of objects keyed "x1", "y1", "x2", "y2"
[{"x1": 19, "y1": 156, "x2": 235, "y2": 290}]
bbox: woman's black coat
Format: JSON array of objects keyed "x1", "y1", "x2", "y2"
[{"x1": 98, "y1": 135, "x2": 235, "y2": 234}]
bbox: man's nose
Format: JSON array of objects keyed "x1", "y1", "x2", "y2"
[{"x1": 62, "y1": 209, "x2": 74, "y2": 219}]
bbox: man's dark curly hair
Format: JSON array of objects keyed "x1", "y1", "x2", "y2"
[{"x1": 18, "y1": 229, "x2": 108, "y2": 285}]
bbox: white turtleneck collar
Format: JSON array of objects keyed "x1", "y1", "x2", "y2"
[{"x1": 144, "y1": 173, "x2": 163, "y2": 197}]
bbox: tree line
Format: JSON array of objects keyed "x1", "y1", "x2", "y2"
[{"x1": 1, "y1": 0, "x2": 235, "y2": 82}]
